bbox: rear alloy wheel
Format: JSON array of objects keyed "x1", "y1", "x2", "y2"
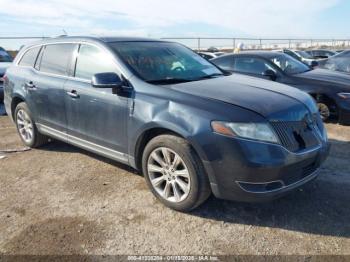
[
  {"x1": 16, "y1": 109, "x2": 34, "y2": 144},
  {"x1": 317, "y1": 102, "x2": 331, "y2": 121},
  {"x1": 142, "y1": 134, "x2": 211, "y2": 211},
  {"x1": 15, "y1": 102, "x2": 48, "y2": 148}
]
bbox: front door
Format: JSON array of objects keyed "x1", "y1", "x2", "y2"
[{"x1": 64, "y1": 44, "x2": 129, "y2": 158}]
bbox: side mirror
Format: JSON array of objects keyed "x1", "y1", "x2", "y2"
[
  {"x1": 263, "y1": 69, "x2": 277, "y2": 81},
  {"x1": 92, "y1": 72, "x2": 123, "y2": 89},
  {"x1": 310, "y1": 61, "x2": 319, "y2": 68}
]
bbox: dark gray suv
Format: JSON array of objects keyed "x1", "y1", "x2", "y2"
[{"x1": 4, "y1": 36, "x2": 330, "y2": 211}]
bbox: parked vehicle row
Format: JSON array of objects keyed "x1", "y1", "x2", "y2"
[
  {"x1": 212, "y1": 51, "x2": 350, "y2": 125},
  {"x1": 4, "y1": 36, "x2": 330, "y2": 211},
  {"x1": 306, "y1": 49, "x2": 337, "y2": 59},
  {"x1": 0, "y1": 47, "x2": 13, "y2": 103},
  {"x1": 318, "y1": 50, "x2": 350, "y2": 75}
]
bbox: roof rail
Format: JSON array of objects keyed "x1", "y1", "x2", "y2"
[{"x1": 50, "y1": 34, "x2": 68, "y2": 38}]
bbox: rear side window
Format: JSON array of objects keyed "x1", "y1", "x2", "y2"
[
  {"x1": 75, "y1": 44, "x2": 116, "y2": 80},
  {"x1": 39, "y1": 44, "x2": 76, "y2": 76},
  {"x1": 18, "y1": 46, "x2": 41, "y2": 67}
]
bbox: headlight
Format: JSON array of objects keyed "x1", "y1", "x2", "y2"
[
  {"x1": 338, "y1": 93, "x2": 350, "y2": 99},
  {"x1": 211, "y1": 121, "x2": 279, "y2": 144}
]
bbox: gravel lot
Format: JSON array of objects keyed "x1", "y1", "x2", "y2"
[{"x1": 0, "y1": 114, "x2": 349, "y2": 256}]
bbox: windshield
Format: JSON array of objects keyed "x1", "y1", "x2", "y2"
[
  {"x1": 334, "y1": 50, "x2": 350, "y2": 58},
  {"x1": 270, "y1": 54, "x2": 310, "y2": 75},
  {"x1": 0, "y1": 50, "x2": 13, "y2": 62},
  {"x1": 109, "y1": 42, "x2": 223, "y2": 84},
  {"x1": 295, "y1": 50, "x2": 313, "y2": 59}
]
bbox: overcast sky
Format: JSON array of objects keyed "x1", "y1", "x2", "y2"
[{"x1": 0, "y1": 0, "x2": 349, "y2": 40}]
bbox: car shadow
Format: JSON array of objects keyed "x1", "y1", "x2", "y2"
[
  {"x1": 40, "y1": 139, "x2": 138, "y2": 175},
  {"x1": 40, "y1": 138, "x2": 350, "y2": 238}
]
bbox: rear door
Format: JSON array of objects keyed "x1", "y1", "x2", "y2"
[
  {"x1": 63, "y1": 43, "x2": 129, "y2": 156},
  {"x1": 14, "y1": 46, "x2": 42, "y2": 118},
  {"x1": 32, "y1": 43, "x2": 77, "y2": 133}
]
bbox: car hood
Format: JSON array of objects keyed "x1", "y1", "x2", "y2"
[
  {"x1": 295, "y1": 68, "x2": 350, "y2": 88},
  {"x1": 169, "y1": 74, "x2": 317, "y2": 121},
  {"x1": 0, "y1": 62, "x2": 12, "y2": 75}
]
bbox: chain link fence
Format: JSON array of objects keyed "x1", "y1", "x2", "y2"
[
  {"x1": 161, "y1": 37, "x2": 350, "y2": 52},
  {"x1": 1, "y1": 36, "x2": 350, "y2": 57}
]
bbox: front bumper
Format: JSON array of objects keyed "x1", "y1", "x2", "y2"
[{"x1": 202, "y1": 135, "x2": 330, "y2": 202}]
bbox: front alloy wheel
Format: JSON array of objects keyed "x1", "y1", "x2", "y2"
[
  {"x1": 142, "y1": 134, "x2": 211, "y2": 211},
  {"x1": 147, "y1": 147, "x2": 191, "y2": 203}
]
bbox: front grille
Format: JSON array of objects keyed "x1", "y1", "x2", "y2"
[{"x1": 270, "y1": 119, "x2": 320, "y2": 152}]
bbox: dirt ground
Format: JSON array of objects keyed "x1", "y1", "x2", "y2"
[{"x1": 0, "y1": 114, "x2": 349, "y2": 256}]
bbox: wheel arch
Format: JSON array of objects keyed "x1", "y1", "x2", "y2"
[
  {"x1": 132, "y1": 124, "x2": 205, "y2": 172},
  {"x1": 10, "y1": 94, "x2": 26, "y2": 121}
]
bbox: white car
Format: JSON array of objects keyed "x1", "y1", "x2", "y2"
[
  {"x1": 276, "y1": 49, "x2": 318, "y2": 67},
  {"x1": 198, "y1": 51, "x2": 226, "y2": 60}
]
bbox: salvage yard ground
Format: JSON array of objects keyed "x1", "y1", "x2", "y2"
[{"x1": 0, "y1": 115, "x2": 349, "y2": 255}]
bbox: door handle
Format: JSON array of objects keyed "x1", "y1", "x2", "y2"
[
  {"x1": 25, "y1": 81, "x2": 37, "y2": 90},
  {"x1": 67, "y1": 90, "x2": 80, "y2": 98}
]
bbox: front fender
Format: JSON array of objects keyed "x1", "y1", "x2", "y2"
[{"x1": 128, "y1": 97, "x2": 215, "y2": 166}]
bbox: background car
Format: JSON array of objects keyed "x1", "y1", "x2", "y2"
[
  {"x1": 306, "y1": 49, "x2": 337, "y2": 59},
  {"x1": 336, "y1": 49, "x2": 347, "y2": 53},
  {"x1": 197, "y1": 51, "x2": 226, "y2": 60},
  {"x1": 0, "y1": 47, "x2": 13, "y2": 103},
  {"x1": 318, "y1": 50, "x2": 350, "y2": 74},
  {"x1": 211, "y1": 51, "x2": 350, "y2": 124},
  {"x1": 278, "y1": 49, "x2": 318, "y2": 67}
]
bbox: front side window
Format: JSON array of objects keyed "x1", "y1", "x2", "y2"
[
  {"x1": 75, "y1": 45, "x2": 117, "y2": 80},
  {"x1": 213, "y1": 56, "x2": 233, "y2": 71},
  {"x1": 39, "y1": 44, "x2": 76, "y2": 76},
  {"x1": 233, "y1": 57, "x2": 273, "y2": 75},
  {"x1": 270, "y1": 54, "x2": 310, "y2": 75},
  {"x1": 18, "y1": 47, "x2": 41, "y2": 67},
  {"x1": 109, "y1": 41, "x2": 223, "y2": 84}
]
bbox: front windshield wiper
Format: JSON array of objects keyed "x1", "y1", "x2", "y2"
[
  {"x1": 146, "y1": 78, "x2": 195, "y2": 85},
  {"x1": 287, "y1": 68, "x2": 312, "y2": 75},
  {"x1": 146, "y1": 73, "x2": 226, "y2": 85},
  {"x1": 196, "y1": 73, "x2": 225, "y2": 80}
]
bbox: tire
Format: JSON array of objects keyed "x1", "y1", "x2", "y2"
[
  {"x1": 14, "y1": 102, "x2": 48, "y2": 148},
  {"x1": 317, "y1": 102, "x2": 331, "y2": 122},
  {"x1": 142, "y1": 134, "x2": 211, "y2": 212}
]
